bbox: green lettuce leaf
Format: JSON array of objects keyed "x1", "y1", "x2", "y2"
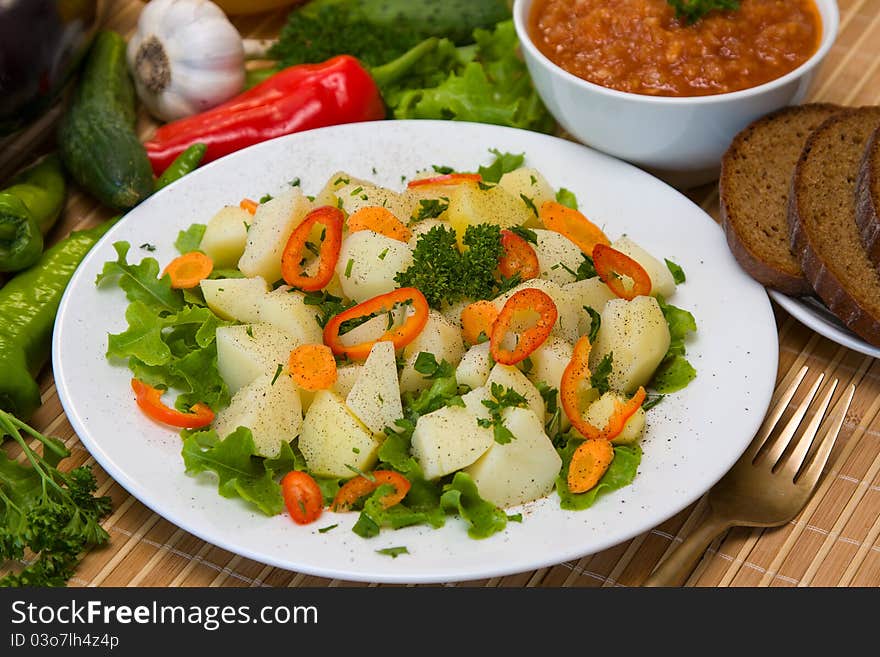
[
  {"x1": 95, "y1": 241, "x2": 183, "y2": 313},
  {"x1": 556, "y1": 441, "x2": 642, "y2": 511},
  {"x1": 650, "y1": 295, "x2": 698, "y2": 393},
  {"x1": 440, "y1": 471, "x2": 508, "y2": 539},
  {"x1": 181, "y1": 427, "x2": 283, "y2": 516},
  {"x1": 174, "y1": 223, "x2": 206, "y2": 254}
]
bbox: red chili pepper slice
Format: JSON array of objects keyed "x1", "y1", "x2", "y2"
[
  {"x1": 406, "y1": 173, "x2": 482, "y2": 189},
  {"x1": 490, "y1": 288, "x2": 557, "y2": 365},
  {"x1": 281, "y1": 471, "x2": 324, "y2": 525},
  {"x1": 131, "y1": 379, "x2": 214, "y2": 429},
  {"x1": 323, "y1": 287, "x2": 429, "y2": 361},
  {"x1": 592, "y1": 244, "x2": 652, "y2": 301},
  {"x1": 498, "y1": 229, "x2": 540, "y2": 280},
  {"x1": 331, "y1": 470, "x2": 411, "y2": 512},
  {"x1": 281, "y1": 205, "x2": 344, "y2": 292},
  {"x1": 539, "y1": 200, "x2": 610, "y2": 256},
  {"x1": 560, "y1": 337, "x2": 646, "y2": 440}
]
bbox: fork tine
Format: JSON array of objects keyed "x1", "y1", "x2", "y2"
[
  {"x1": 760, "y1": 372, "x2": 824, "y2": 466},
  {"x1": 776, "y1": 378, "x2": 837, "y2": 478},
  {"x1": 743, "y1": 365, "x2": 809, "y2": 461},
  {"x1": 795, "y1": 383, "x2": 854, "y2": 487}
]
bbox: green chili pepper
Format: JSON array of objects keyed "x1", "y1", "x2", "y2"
[
  {"x1": 0, "y1": 154, "x2": 67, "y2": 273},
  {"x1": 0, "y1": 219, "x2": 116, "y2": 420},
  {"x1": 0, "y1": 146, "x2": 202, "y2": 421},
  {"x1": 155, "y1": 143, "x2": 207, "y2": 191}
]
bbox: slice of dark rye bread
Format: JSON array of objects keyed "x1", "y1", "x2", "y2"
[
  {"x1": 855, "y1": 126, "x2": 880, "y2": 266},
  {"x1": 788, "y1": 106, "x2": 880, "y2": 346},
  {"x1": 720, "y1": 103, "x2": 843, "y2": 295}
]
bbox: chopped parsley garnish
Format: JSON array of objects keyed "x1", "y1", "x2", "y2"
[
  {"x1": 318, "y1": 524, "x2": 338, "y2": 533},
  {"x1": 271, "y1": 363, "x2": 283, "y2": 386},
  {"x1": 411, "y1": 198, "x2": 449, "y2": 223},
  {"x1": 376, "y1": 546, "x2": 409, "y2": 558},
  {"x1": 507, "y1": 513, "x2": 523, "y2": 522},
  {"x1": 140, "y1": 243, "x2": 156, "y2": 251},
  {"x1": 575, "y1": 254, "x2": 598, "y2": 280},
  {"x1": 590, "y1": 353, "x2": 614, "y2": 394},
  {"x1": 508, "y1": 225, "x2": 538, "y2": 244},
  {"x1": 477, "y1": 383, "x2": 529, "y2": 444},
  {"x1": 350, "y1": 186, "x2": 364, "y2": 196},
  {"x1": 259, "y1": 193, "x2": 273, "y2": 203},
  {"x1": 413, "y1": 352, "x2": 455, "y2": 379},
  {"x1": 378, "y1": 248, "x2": 389, "y2": 260},
  {"x1": 289, "y1": 177, "x2": 301, "y2": 187},
  {"x1": 520, "y1": 193, "x2": 538, "y2": 217},
  {"x1": 344, "y1": 258, "x2": 354, "y2": 278},
  {"x1": 478, "y1": 149, "x2": 525, "y2": 183},
  {"x1": 643, "y1": 394, "x2": 665, "y2": 411},
  {"x1": 584, "y1": 306, "x2": 602, "y2": 343},
  {"x1": 432, "y1": 164, "x2": 455, "y2": 174},
  {"x1": 334, "y1": 176, "x2": 349, "y2": 186},
  {"x1": 667, "y1": 0, "x2": 739, "y2": 24},
  {"x1": 302, "y1": 289, "x2": 355, "y2": 328}
]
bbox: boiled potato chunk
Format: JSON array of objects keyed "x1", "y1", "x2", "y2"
[
  {"x1": 212, "y1": 372, "x2": 302, "y2": 458},
  {"x1": 465, "y1": 365, "x2": 545, "y2": 422},
  {"x1": 257, "y1": 286, "x2": 323, "y2": 345},
  {"x1": 445, "y1": 183, "x2": 531, "y2": 244},
  {"x1": 399, "y1": 311, "x2": 465, "y2": 393},
  {"x1": 335, "y1": 182, "x2": 415, "y2": 221},
  {"x1": 493, "y1": 278, "x2": 580, "y2": 345},
  {"x1": 456, "y1": 342, "x2": 493, "y2": 390},
  {"x1": 583, "y1": 391, "x2": 647, "y2": 445},
  {"x1": 498, "y1": 167, "x2": 555, "y2": 227},
  {"x1": 298, "y1": 390, "x2": 380, "y2": 478},
  {"x1": 336, "y1": 230, "x2": 414, "y2": 303},
  {"x1": 345, "y1": 341, "x2": 403, "y2": 434},
  {"x1": 611, "y1": 236, "x2": 676, "y2": 299},
  {"x1": 410, "y1": 405, "x2": 494, "y2": 480},
  {"x1": 589, "y1": 296, "x2": 671, "y2": 393},
  {"x1": 532, "y1": 229, "x2": 584, "y2": 286},
  {"x1": 238, "y1": 188, "x2": 312, "y2": 283},
  {"x1": 199, "y1": 205, "x2": 250, "y2": 268},
  {"x1": 464, "y1": 407, "x2": 563, "y2": 508},
  {"x1": 300, "y1": 363, "x2": 363, "y2": 412},
  {"x1": 215, "y1": 323, "x2": 301, "y2": 395},
  {"x1": 313, "y1": 171, "x2": 370, "y2": 207},
  {"x1": 563, "y1": 278, "x2": 617, "y2": 336},
  {"x1": 200, "y1": 276, "x2": 269, "y2": 323}
]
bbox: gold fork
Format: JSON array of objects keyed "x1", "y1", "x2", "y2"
[{"x1": 643, "y1": 366, "x2": 854, "y2": 587}]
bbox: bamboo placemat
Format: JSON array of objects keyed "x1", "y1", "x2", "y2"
[{"x1": 4, "y1": 0, "x2": 880, "y2": 588}]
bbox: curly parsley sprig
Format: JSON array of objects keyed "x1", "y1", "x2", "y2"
[{"x1": 667, "y1": 0, "x2": 740, "y2": 24}]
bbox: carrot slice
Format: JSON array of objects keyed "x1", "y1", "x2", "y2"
[
  {"x1": 281, "y1": 471, "x2": 323, "y2": 525},
  {"x1": 539, "y1": 200, "x2": 609, "y2": 256},
  {"x1": 163, "y1": 252, "x2": 214, "y2": 289},
  {"x1": 460, "y1": 300, "x2": 499, "y2": 346},
  {"x1": 288, "y1": 344, "x2": 337, "y2": 391},
  {"x1": 348, "y1": 206, "x2": 412, "y2": 242},
  {"x1": 592, "y1": 244, "x2": 652, "y2": 300},
  {"x1": 239, "y1": 198, "x2": 258, "y2": 214},
  {"x1": 567, "y1": 439, "x2": 615, "y2": 493}
]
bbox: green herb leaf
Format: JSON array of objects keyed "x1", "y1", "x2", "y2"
[
  {"x1": 590, "y1": 353, "x2": 614, "y2": 394},
  {"x1": 181, "y1": 427, "x2": 283, "y2": 516},
  {"x1": 665, "y1": 258, "x2": 686, "y2": 284},
  {"x1": 584, "y1": 306, "x2": 602, "y2": 343},
  {"x1": 95, "y1": 241, "x2": 184, "y2": 313},
  {"x1": 478, "y1": 149, "x2": 525, "y2": 183},
  {"x1": 174, "y1": 223, "x2": 206, "y2": 254},
  {"x1": 376, "y1": 546, "x2": 409, "y2": 558},
  {"x1": 555, "y1": 188, "x2": 578, "y2": 210},
  {"x1": 666, "y1": 0, "x2": 740, "y2": 24}
]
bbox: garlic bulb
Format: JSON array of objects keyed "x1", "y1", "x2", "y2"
[{"x1": 127, "y1": 0, "x2": 246, "y2": 122}]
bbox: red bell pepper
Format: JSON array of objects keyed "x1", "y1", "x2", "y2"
[{"x1": 144, "y1": 55, "x2": 386, "y2": 176}]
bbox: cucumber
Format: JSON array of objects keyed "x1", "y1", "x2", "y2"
[{"x1": 58, "y1": 30, "x2": 154, "y2": 211}]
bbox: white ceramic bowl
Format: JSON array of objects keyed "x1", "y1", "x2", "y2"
[{"x1": 514, "y1": 0, "x2": 839, "y2": 188}]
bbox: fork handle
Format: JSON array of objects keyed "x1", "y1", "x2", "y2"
[{"x1": 642, "y1": 513, "x2": 731, "y2": 587}]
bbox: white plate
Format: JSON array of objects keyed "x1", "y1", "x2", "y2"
[
  {"x1": 53, "y1": 120, "x2": 779, "y2": 584},
  {"x1": 767, "y1": 291, "x2": 880, "y2": 359}
]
